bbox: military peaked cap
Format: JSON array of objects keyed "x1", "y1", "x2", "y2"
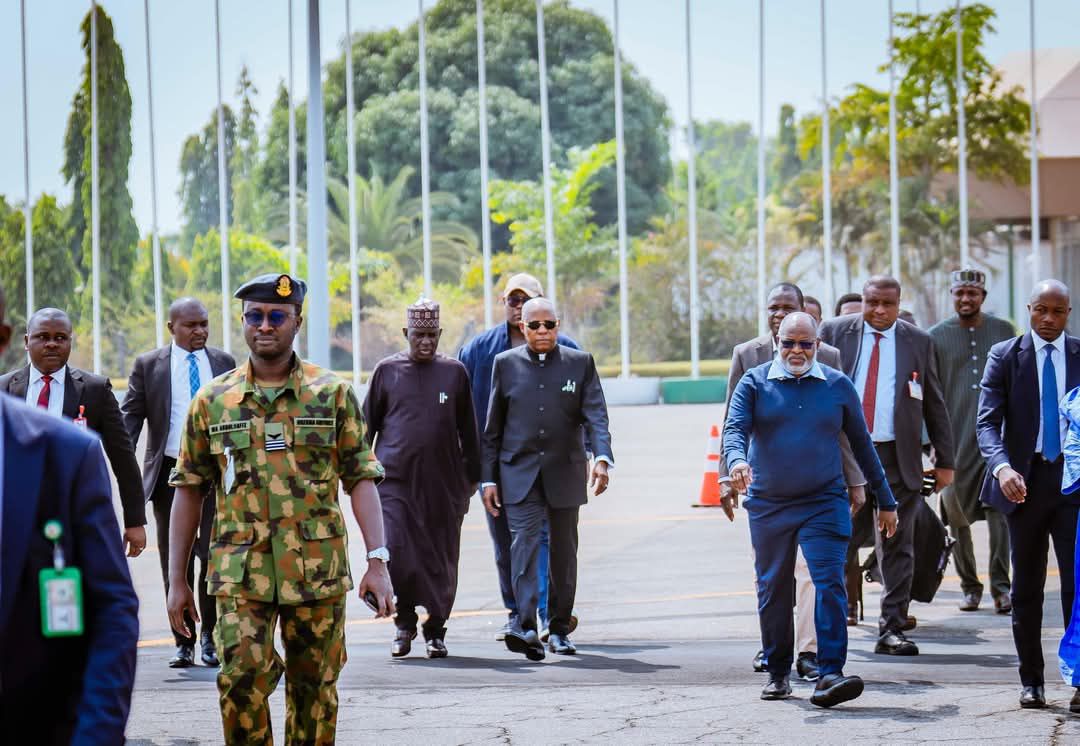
[{"x1": 234, "y1": 273, "x2": 307, "y2": 304}]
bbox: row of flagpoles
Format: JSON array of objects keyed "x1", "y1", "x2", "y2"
[{"x1": 17, "y1": 1, "x2": 1043, "y2": 377}]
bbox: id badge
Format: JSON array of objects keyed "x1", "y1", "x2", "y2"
[
  {"x1": 223, "y1": 446, "x2": 236, "y2": 493},
  {"x1": 40, "y1": 567, "x2": 84, "y2": 638},
  {"x1": 908, "y1": 379, "x2": 923, "y2": 400}
]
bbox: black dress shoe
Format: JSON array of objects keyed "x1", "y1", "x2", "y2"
[
  {"x1": 548, "y1": 634, "x2": 576, "y2": 655},
  {"x1": 796, "y1": 652, "x2": 820, "y2": 682},
  {"x1": 752, "y1": 649, "x2": 767, "y2": 673},
  {"x1": 168, "y1": 645, "x2": 195, "y2": 668},
  {"x1": 1019, "y1": 685, "x2": 1046, "y2": 709},
  {"x1": 425, "y1": 639, "x2": 448, "y2": 659},
  {"x1": 760, "y1": 674, "x2": 791, "y2": 700},
  {"x1": 505, "y1": 629, "x2": 546, "y2": 661},
  {"x1": 1070, "y1": 688, "x2": 1080, "y2": 713},
  {"x1": 874, "y1": 630, "x2": 919, "y2": 656},
  {"x1": 958, "y1": 591, "x2": 981, "y2": 612},
  {"x1": 810, "y1": 673, "x2": 864, "y2": 708},
  {"x1": 392, "y1": 628, "x2": 417, "y2": 658},
  {"x1": 200, "y1": 635, "x2": 220, "y2": 667}
]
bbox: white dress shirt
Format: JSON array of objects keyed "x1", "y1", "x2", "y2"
[
  {"x1": 167, "y1": 345, "x2": 213, "y2": 458},
  {"x1": 1033, "y1": 330, "x2": 1068, "y2": 455},
  {"x1": 27, "y1": 364, "x2": 67, "y2": 419},
  {"x1": 853, "y1": 321, "x2": 897, "y2": 442}
]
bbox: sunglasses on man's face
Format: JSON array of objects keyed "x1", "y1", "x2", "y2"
[
  {"x1": 779, "y1": 339, "x2": 815, "y2": 351},
  {"x1": 243, "y1": 309, "x2": 294, "y2": 328},
  {"x1": 525, "y1": 320, "x2": 557, "y2": 331},
  {"x1": 505, "y1": 294, "x2": 529, "y2": 308}
]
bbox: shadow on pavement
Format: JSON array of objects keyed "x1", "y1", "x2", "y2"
[{"x1": 847, "y1": 651, "x2": 1017, "y2": 669}]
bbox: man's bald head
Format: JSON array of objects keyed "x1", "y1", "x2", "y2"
[
  {"x1": 777, "y1": 312, "x2": 819, "y2": 377},
  {"x1": 1028, "y1": 279, "x2": 1072, "y2": 343},
  {"x1": 27, "y1": 308, "x2": 71, "y2": 335},
  {"x1": 25, "y1": 308, "x2": 72, "y2": 375},
  {"x1": 168, "y1": 297, "x2": 210, "y2": 352},
  {"x1": 777, "y1": 311, "x2": 818, "y2": 338},
  {"x1": 521, "y1": 297, "x2": 557, "y2": 322}
]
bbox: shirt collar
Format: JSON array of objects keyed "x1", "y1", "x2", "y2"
[
  {"x1": 242, "y1": 353, "x2": 303, "y2": 398},
  {"x1": 863, "y1": 320, "x2": 897, "y2": 339},
  {"x1": 171, "y1": 343, "x2": 208, "y2": 361},
  {"x1": 767, "y1": 358, "x2": 826, "y2": 381},
  {"x1": 29, "y1": 364, "x2": 66, "y2": 386},
  {"x1": 1031, "y1": 330, "x2": 1066, "y2": 356}
]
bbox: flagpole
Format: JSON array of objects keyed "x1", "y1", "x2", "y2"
[
  {"x1": 821, "y1": 0, "x2": 834, "y2": 315},
  {"x1": 888, "y1": 0, "x2": 900, "y2": 278},
  {"x1": 536, "y1": 0, "x2": 557, "y2": 307},
  {"x1": 477, "y1": 0, "x2": 494, "y2": 328},
  {"x1": 91, "y1": 1, "x2": 102, "y2": 373},
  {"x1": 957, "y1": 0, "x2": 969, "y2": 268},
  {"x1": 20, "y1": 0, "x2": 33, "y2": 326},
  {"x1": 144, "y1": 0, "x2": 164, "y2": 347},
  {"x1": 345, "y1": 0, "x2": 361, "y2": 388},
  {"x1": 214, "y1": 0, "x2": 231, "y2": 355},
  {"x1": 1029, "y1": 0, "x2": 1040, "y2": 280},
  {"x1": 288, "y1": 0, "x2": 298, "y2": 282},
  {"x1": 756, "y1": 0, "x2": 766, "y2": 338},
  {"x1": 306, "y1": 0, "x2": 330, "y2": 366},
  {"x1": 613, "y1": 0, "x2": 629, "y2": 379},
  {"x1": 418, "y1": 0, "x2": 433, "y2": 296},
  {"x1": 685, "y1": 0, "x2": 700, "y2": 379}
]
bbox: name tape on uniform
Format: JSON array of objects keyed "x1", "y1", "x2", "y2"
[
  {"x1": 294, "y1": 417, "x2": 335, "y2": 428},
  {"x1": 209, "y1": 420, "x2": 251, "y2": 435}
]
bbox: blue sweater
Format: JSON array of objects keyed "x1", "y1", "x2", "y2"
[{"x1": 723, "y1": 361, "x2": 896, "y2": 508}]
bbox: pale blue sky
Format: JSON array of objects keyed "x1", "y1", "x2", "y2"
[{"x1": 0, "y1": 0, "x2": 1076, "y2": 236}]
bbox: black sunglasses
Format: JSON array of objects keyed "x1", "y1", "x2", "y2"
[
  {"x1": 525, "y1": 320, "x2": 557, "y2": 331},
  {"x1": 779, "y1": 339, "x2": 815, "y2": 351},
  {"x1": 243, "y1": 310, "x2": 294, "y2": 328},
  {"x1": 505, "y1": 295, "x2": 529, "y2": 308}
]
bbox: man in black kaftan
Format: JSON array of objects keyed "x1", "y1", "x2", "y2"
[{"x1": 363, "y1": 298, "x2": 482, "y2": 658}]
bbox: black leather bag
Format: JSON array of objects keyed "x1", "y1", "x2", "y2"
[{"x1": 861, "y1": 495, "x2": 956, "y2": 603}]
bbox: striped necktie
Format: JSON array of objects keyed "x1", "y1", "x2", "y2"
[{"x1": 187, "y1": 352, "x2": 201, "y2": 398}]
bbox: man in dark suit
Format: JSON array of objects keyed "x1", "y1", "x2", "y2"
[
  {"x1": 0, "y1": 307, "x2": 146, "y2": 557},
  {"x1": 977, "y1": 279, "x2": 1080, "y2": 710},
  {"x1": 122, "y1": 297, "x2": 235, "y2": 669},
  {"x1": 720, "y1": 282, "x2": 867, "y2": 681},
  {"x1": 819, "y1": 276, "x2": 955, "y2": 656},
  {"x1": 482, "y1": 297, "x2": 613, "y2": 660},
  {"x1": 0, "y1": 286, "x2": 139, "y2": 744}
]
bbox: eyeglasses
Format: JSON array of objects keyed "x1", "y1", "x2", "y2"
[
  {"x1": 525, "y1": 320, "x2": 557, "y2": 331},
  {"x1": 243, "y1": 310, "x2": 294, "y2": 328},
  {"x1": 505, "y1": 295, "x2": 529, "y2": 308},
  {"x1": 779, "y1": 339, "x2": 815, "y2": 351}
]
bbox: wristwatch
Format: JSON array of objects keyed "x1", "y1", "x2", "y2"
[{"x1": 366, "y1": 547, "x2": 390, "y2": 563}]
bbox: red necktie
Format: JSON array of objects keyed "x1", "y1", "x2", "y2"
[
  {"x1": 37, "y1": 374, "x2": 53, "y2": 409},
  {"x1": 861, "y1": 333, "x2": 884, "y2": 434}
]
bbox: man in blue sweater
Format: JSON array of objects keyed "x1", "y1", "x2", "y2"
[{"x1": 724, "y1": 312, "x2": 898, "y2": 707}]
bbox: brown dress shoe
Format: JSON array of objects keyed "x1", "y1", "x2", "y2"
[{"x1": 392, "y1": 629, "x2": 417, "y2": 658}]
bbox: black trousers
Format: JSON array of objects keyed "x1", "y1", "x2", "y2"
[
  {"x1": 153, "y1": 456, "x2": 216, "y2": 646},
  {"x1": 872, "y1": 442, "x2": 921, "y2": 636},
  {"x1": 505, "y1": 475, "x2": 579, "y2": 636},
  {"x1": 1006, "y1": 457, "x2": 1078, "y2": 687}
]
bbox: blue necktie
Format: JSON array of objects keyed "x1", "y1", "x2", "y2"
[
  {"x1": 1043, "y1": 345, "x2": 1061, "y2": 461},
  {"x1": 187, "y1": 352, "x2": 201, "y2": 399}
]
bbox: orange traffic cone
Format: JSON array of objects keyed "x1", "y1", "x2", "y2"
[{"x1": 692, "y1": 425, "x2": 723, "y2": 507}]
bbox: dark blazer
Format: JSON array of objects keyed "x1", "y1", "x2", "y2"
[
  {"x1": 721, "y1": 333, "x2": 864, "y2": 485},
  {"x1": 0, "y1": 365, "x2": 146, "y2": 528},
  {"x1": 976, "y1": 332, "x2": 1080, "y2": 515},
  {"x1": 0, "y1": 394, "x2": 139, "y2": 744},
  {"x1": 120, "y1": 344, "x2": 236, "y2": 499},
  {"x1": 819, "y1": 314, "x2": 955, "y2": 492},
  {"x1": 483, "y1": 344, "x2": 613, "y2": 508}
]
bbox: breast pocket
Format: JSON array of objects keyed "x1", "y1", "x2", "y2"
[
  {"x1": 293, "y1": 422, "x2": 336, "y2": 482},
  {"x1": 209, "y1": 426, "x2": 253, "y2": 492}
]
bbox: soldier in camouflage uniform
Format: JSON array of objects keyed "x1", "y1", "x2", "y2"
[{"x1": 166, "y1": 273, "x2": 395, "y2": 745}]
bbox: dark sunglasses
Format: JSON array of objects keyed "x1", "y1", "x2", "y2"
[
  {"x1": 525, "y1": 320, "x2": 557, "y2": 331},
  {"x1": 505, "y1": 295, "x2": 529, "y2": 308},
  {"x1": 243, "y1": 310, "x2": 294, "y2": 328},
  {"x1": 779, "y1": 339, "x2": 815, "y2": 351}
]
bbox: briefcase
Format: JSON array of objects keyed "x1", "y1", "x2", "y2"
[{"x1": 860, "y1": 496, "x2": 956, "y2": 603}]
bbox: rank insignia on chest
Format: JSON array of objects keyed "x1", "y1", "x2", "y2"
[
  {"x1": 439, "y1": 392, "x2": 448, "y2": 404},
  {"x1": 562, "y1": 380, "x2": 576, "y2": 393},
  {"x1": 264, "y1": 421, "x2": 287, "y2": 452}
]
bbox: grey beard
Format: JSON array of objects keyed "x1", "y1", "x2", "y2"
[{"x1": 783, "y1": 357, "x2": 815, "y2": 376}]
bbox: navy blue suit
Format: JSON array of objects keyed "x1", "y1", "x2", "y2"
[
  {"x1": 458, "y1": 323, "x2": 579, "y2": 625},
  {"x1": 0, "y1": 394, "x2": 139, "y2": 744},
  {"x1": 977, "y1": 332, "x2": 1080, "y2": 687}
]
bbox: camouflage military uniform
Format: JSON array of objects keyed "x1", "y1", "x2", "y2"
[{"x1": 169, "y1": 356, "x2": 383, "y2": 745}]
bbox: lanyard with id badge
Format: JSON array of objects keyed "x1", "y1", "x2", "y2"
[
  {"x1": 39, "y1": 519, "x2": 83, "y2": 638},
  {"x1": 908, "y1": 371, "x2": 923, "y2": 401}
]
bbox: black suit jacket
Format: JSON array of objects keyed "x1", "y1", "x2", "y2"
[
  {"x1": 120, "y1": 344, "x2": 236, "y2": 500},
  {"x1": 0, "y1": 365, "x2": 146, "y2": 527},
  {"x1": 976, "y1": 332, "x2": 1080, "y2": 515},
  {"x1": 482, "y1": 344, "x2": 613, "y2": 508},
  {"x1": 819, "y1": 314, "x2": 955, "y2": 492},
  {"x1": 0, "y1": 395, "x2": 139, "y2": 744}
]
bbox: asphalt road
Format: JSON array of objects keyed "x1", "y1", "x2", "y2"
[{"x1": 119, "y1": 403, "x2": 1080, "y2": 744}]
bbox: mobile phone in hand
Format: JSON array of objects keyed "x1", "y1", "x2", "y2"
[{"x1": 363, "y1": 590, "x2": 379, "y2": 614}]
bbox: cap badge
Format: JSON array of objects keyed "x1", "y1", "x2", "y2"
[{"x1": 276, "y1": 275, "x2": 292, "y2": 298}]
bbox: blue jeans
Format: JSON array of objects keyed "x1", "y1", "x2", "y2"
[{"x1": 485, "y1": 502, "x2": 549, "y2": 626}]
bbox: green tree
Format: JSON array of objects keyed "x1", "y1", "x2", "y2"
[
  {"x1": 178, "y1": 105, "x2": 237, "y2": 251},
  {"x1": 62, "y1": 5, "x2": 138, "y2": 311},
  {"x1": 231, "y1": 66, "x2": 263, "y2": 234}
]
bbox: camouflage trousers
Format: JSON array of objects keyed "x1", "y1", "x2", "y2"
[{"x1": 215, "y1": 593, "x2": 347, "y2": 745}]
